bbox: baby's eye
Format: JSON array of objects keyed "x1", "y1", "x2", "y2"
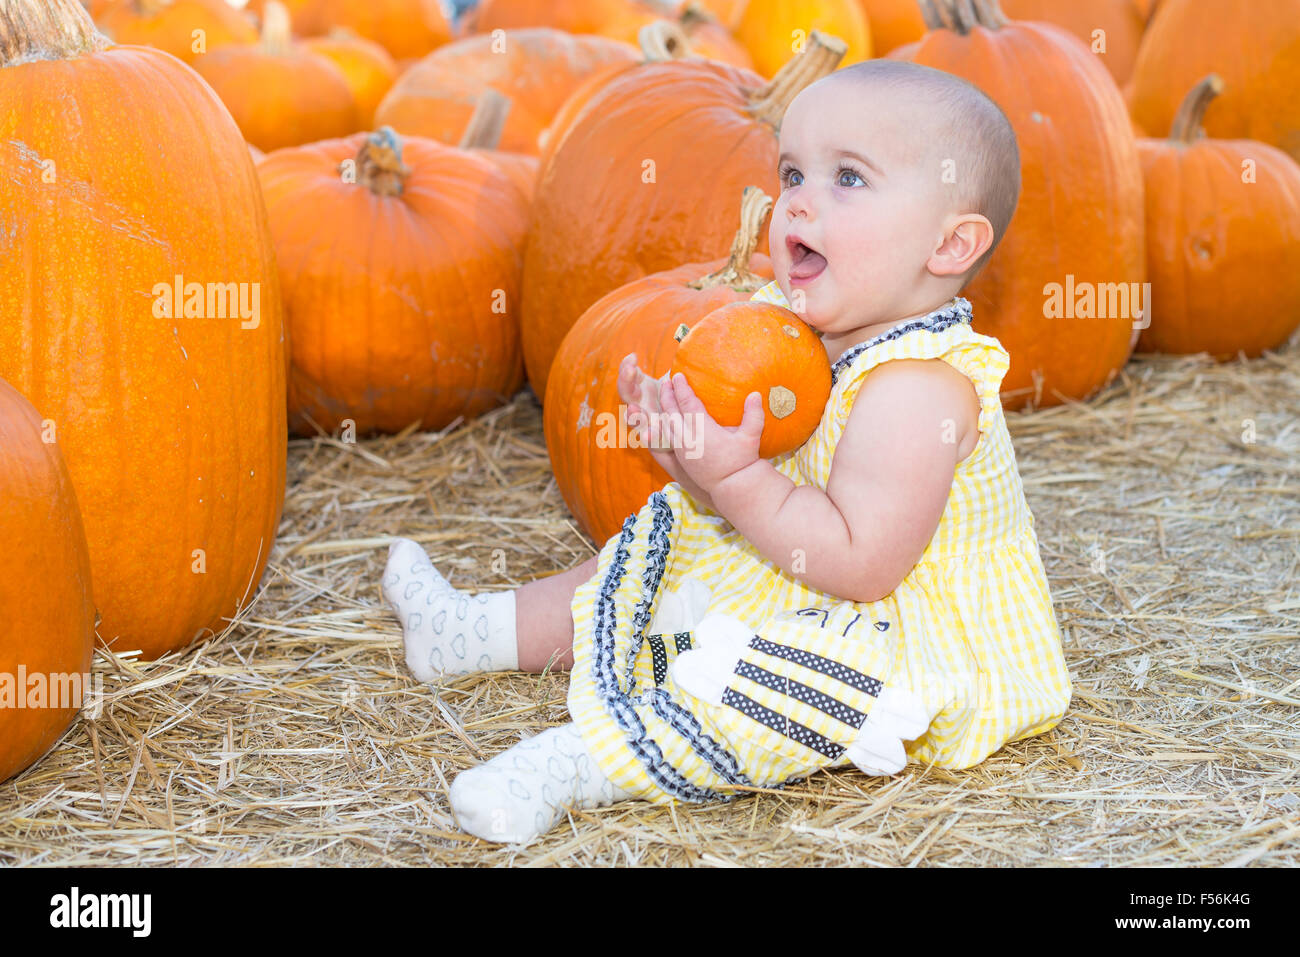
[
  {"x1": 778, "y1": 163, "x2": 802, "y2": 188},
  {"x1": 836, "y1": 165, "x2": 867, "y2": 188}
]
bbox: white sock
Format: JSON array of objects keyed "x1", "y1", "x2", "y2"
[
  {"x1": 448, "y1": 722, "x2": 634, "y2": 844},
  {"x1": 382, "y1": 538, "x2": 518, "y2": 680}
]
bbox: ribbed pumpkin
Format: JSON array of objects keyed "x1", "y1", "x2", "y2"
[
  {"x1": 544, "y1": 187, "x2": 776, "y2": 544},
  {"x1": 303, "y1": 28, "x2": 398, "y2": 130},
  {"x1": 522, "y1": 31, "x2": 847, "y2": 402},
  {"x1": 257, "y1": 127, "x2": 529, "y2": 436},
  {"x1": 670, "y1": 302, "x2": 830, "y2": 459},
  {"x1": 735, "y1": 0, "x2": 871, "y2": 78},
  {"x1": 999, "y1": 0, "x2": 1146, "y2": 87},
  {"x1": 676, "y1": 2, "x2": 754, "y2": 69},
  {"x1": 96, "y1": 0, "x2": 256, "y2": 65},
  {"x1": 0, "y1": 377, "x2": 95, "y2": 784},
  {"x1": 1136, "y1": 75, "x2": 1300, "y2": 359},
  {"x1": 0, "y1": 0, "x2": 287, "y2": 660},
  {"x1": 375, "y1": 29, "x2": 641, "y2": 157},
  {"x1": 1128, "y1": 0, "x2": 1300, "y2": 165},
  {"x1": 856, "y1": 0, "x2": 925, "y2": 55},
  {"x1": 536, "y1": 23, "x2": 692, "y2": 161},
  {"x1": 905, "y1": 0, "x2": 1145, "y2": 409},
  {"x1": 193, "y1": 2, "x2": 358, "y2": 153}
]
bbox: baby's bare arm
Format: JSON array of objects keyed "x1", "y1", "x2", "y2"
[{"x1": 709, "y1": 359, "x2": 979, "y2": 602}]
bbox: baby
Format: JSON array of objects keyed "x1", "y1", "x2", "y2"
[{"x1": 383, "y1": 59, "x2": 1072, "y2": 844}]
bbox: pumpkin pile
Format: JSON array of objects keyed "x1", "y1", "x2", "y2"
[{"x1": 1, "y1": 0, "x2": 1296, "y2": 786}]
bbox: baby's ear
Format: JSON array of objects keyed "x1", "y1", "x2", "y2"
[{"x1": 929, "y1": 214, "x2": 993, "y2": 278}]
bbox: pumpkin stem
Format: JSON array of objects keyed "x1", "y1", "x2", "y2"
[
  {"x1": 132, "y1": 0, "x2": 168, "y2": 16},
  {"x1": 638, "y1": 19, "x2": 691, "y2": 61},
  {"x1": 679, "y1": 2, "x2": 715, "y2": 32},
  {"x1": 688, "y1": 185, "x2": 773, "y2": 292},
  {"x1": 749, "y1": 30, "x2": 848, "y2": 128},
  {"x1": 260, "y1": 0, "x2": 292, "y2": 56},
  {"x1": 917, "y1": 0, "x2": 946, "y2": 31},
  {"x1": 459, "y1": 88, "x2": 512, "y2": 150},
  {"x1": 0, "y1": 0, "x2": 107, "y2": 66},
  {"x1": 354, "y1": 126, "x2": 411, "y2": 196},
  {"x1": 974, "y1": 0, "x2": 1008, "y2": 29},
  {"x1": 951, "y1": 0, "x2": 977, "y2": 32},
  {"x1": 1169, "y1": 74, "x2": 1224, "y2": 145}
]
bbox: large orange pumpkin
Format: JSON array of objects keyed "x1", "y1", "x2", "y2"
[
  {"x1": 375, "y1": 29, "x2": 641, "y2": 157},
  {"x1": 303, "y1": 28, "x2": 399, "y2": 130},
  {"x1": 193, "y1": 2, "x2": 358, "y2": 153},
  {"x1": 0, "y1": 0, "x2": 287, "y2": 661},
  {"x1": 905, "y1": 0, "x2": 1145, "y2": 409},
  {"x1": 1127, "y1": 0, "x2": 1300, "y2": 166},
  {"x1": 735, "y1": 0, "x2": 871, "y2": 78},
  {"x1": 257, "y1": 127, "x2": 529, "y2": 436},
  {"x1": 521, "y1": 31, "x2": 846, "y2": 402},
  {"x1": 0, "y1": 377, "x2": 96, "y2": 784},
  {"x1": 1136, "y1": 75, "x2": 1300, "y2": 359},
  {"x1": 999, "y1": 0, "x2": 1145, "y2": 87},
  {"x1": 96, "y1": 0, "x2": 256, "y2": 65},
  {"x1": 544, "y1": 187, "x2": 776, "y2": 544},
  {"x1": 670, "y1": 300, "x2": 831, "y2": 459}
]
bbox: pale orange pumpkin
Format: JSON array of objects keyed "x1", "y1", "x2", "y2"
[
  {"x1": 257, "y1": 127, "x2": 529, "y2": 436},
  {"x1": 1136, "y1": 75, "x2": 1300, "y2": 359},
  {"x1": 522, "y1": 31, "x2": 847, "y2": 402},
  {"x1": 375, "y1": 28, "x2": 641, "y2": 156},
  {"x1": 1, "y1": 0, "x2": 287, "y2": 661},
  {"x1": 294, "y1": 0, "x2": 454, "y2": 60},
  {"x1": 544, "y1": 187, "x2": 777, "y2": 543},
  {"x1": 671, "y1": 301, "x2": 831, "y2": 460},
  {"x1": 96, "y1": 0, "x2": 256, "y2": 65},
  {"x1": 193, "y1": 1, "x2": 359, "y2": 153},
  {"x1": 458, "y1": 89, "x2": 541, "y2": 202},
  {"x1": 0, "y1": 376, "x2": 95, "y2": 784},
  {"x1": 735, "y1": 0, "x2": 871, "y2": 78}
]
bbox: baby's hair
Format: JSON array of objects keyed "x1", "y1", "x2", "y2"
[{"x1": 823, "y1": 60, "x2": 1021, "y2": 284}]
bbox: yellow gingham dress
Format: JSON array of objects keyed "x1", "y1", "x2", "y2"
[{"x1": 566, "y1": 280, "x2": 1072, "y2": 805}]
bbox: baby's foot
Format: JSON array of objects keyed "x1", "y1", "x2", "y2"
[
  {"x1": 382, "y1": 538, "x2": 517, "y2": 681},
  {"x1": 671, "y1": 612, "x2": 935, "y2": 776},
  {"x1": 448, "y1": 722, "x2": 634, "y2": 844}
]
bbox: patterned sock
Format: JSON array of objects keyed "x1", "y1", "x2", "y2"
[
  {"x1": 448, "y1": 722, "x2": 635, "y2": 844},
  {"x1": 382, "y1": 537, "x2": 518, "y2": 681}
]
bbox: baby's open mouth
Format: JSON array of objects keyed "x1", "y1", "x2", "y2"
[{"x1": 788, "y1": 237, "x2": 828, "y2": 281}]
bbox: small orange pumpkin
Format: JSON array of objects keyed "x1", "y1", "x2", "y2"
[
  {"x1": 543, "y1": 186, "x2": 777, "y2": 543},
  {"x1": 193, "y1": 1, "x2": 358, "y2": 154},
  {"x1": 670, "y1": 301, "x2": 831, "y2": 460},
  {"x1": 0, "y1": 376, "x2": 96, "y2": 784},
  {"x1": 303, "y1": 28, "x2": 399, "y2": 130},
  {"x1": 1136, "y1": 75, "x2": 1300, "y2": 358}
]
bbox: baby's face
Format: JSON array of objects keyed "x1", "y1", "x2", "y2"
[{"x1": 770, "y1": 78, "x2": 953, "y2": 338}]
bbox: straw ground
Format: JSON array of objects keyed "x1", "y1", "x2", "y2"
[{"x1": 2, "y1": 337, "x2": 1298, "y2": 866}]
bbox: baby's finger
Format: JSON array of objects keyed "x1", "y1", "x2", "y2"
[{"x1": 739, "y1": 391, "x2": 765, "y2": 440}]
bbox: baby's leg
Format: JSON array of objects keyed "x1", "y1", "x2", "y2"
[
  {"x1": 383, "y1": 538, "x2": 597, "y2": 680},
  {"x1": 449, "y1": 721, "x2": 634, "y2": 844}
]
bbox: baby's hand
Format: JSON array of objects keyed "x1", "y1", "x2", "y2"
[
  {"x1": 660, "y1": 372, "x2": 764, "y2": 495},
  {"x1": 618, "y1": 352, "x2": 671, "y2": 450}
]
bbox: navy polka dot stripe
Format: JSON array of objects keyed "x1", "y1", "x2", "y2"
[
  {"x1": 734, "y1": 661, "x2": 867, "y2": 730},
  {"x1": 749, "y1": 637, "x2": 884, "y2": 697},
  {"x1": 721, "y1": 688, "x2": 844, "y2": 761}
]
